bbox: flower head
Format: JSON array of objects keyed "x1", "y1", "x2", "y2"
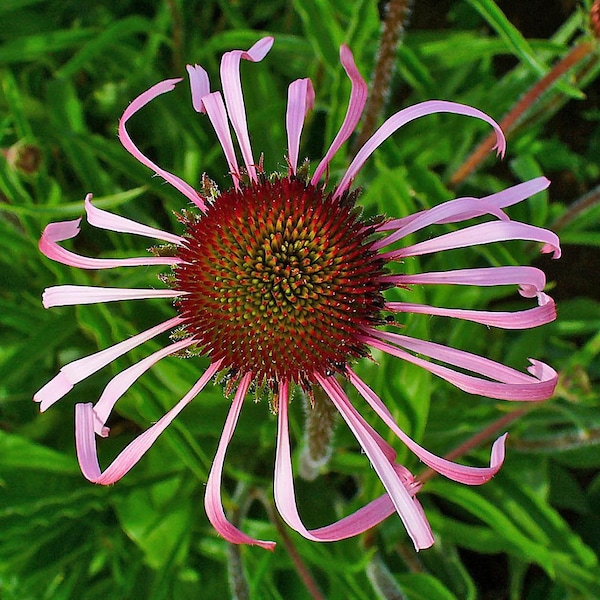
[{"x1": 36, "y1": 37, "x2": 560, "y2": 551}]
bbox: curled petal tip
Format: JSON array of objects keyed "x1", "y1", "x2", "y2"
[
  {"x1": 250, "y1": 36, "x2": 274, "y2": 59},
  {"x1": 187, "y1": 64, "x2": 211, "y2": 113},
  {"x1": 542, "y1": 242, "x2": 561, "y2": 259},
  {"x1": 494, "y1": 136, "x2": 507, "y2": 159},
  {"x1": 34, "y1": 372, "x2": 73, "y2": 411},
  {"x1": 339, "y1": 44, "x2": 352, "y2": 59},
  {"x1": 491, "y1": 433, "x2": 508, "y2": 466}
]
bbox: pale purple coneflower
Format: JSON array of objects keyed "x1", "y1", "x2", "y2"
[{"x1": 35, "y1": 37, "x2": 560, "y2": 551}]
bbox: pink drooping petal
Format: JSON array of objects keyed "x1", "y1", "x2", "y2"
[
  {"x1": 84, "y1": 194, "x2": 185, "y2": 245},
  {"x1": 204, "y1": 372, "x2": 276, "y2": 551},
  {"x1": 92, "y1": 338, "x2": 196, "y2": 437},
  {"x1": 186, "y1": 64, "x2": 211, "y2": 113},
  {"x1": 274, "y1": 380, "x2": 392, "y2": 540},
  {"x1": 385, "y1": 299, "x2": 556, "y2": 329},
  {"x1": 377, "y1": 177, "x2": 550, "y2": 233},
  {"x1": 381, "y1": 266, "x2": 548, "y2": 299},
  {"x1": 365, "y1": 330, "x2": 558, "y2": 401},
  {"x1": 273, "y1": 381, "x2": 419, "y2": 542},
  {"x1": 42, "y1": 285, "x2": 184, "y2": 308},
  {"x1": 335, "y1": 100, "x2": 506, "y2": 199},
  {"x1": 311, "y1": 45, "x2": 369, "y2": 186},
  {"x1": 220, "y1": 37, "x2": 274, "y2": 183},
  {"x1": 118, "y1": 78, "x2": 206, "y2": 211},
  {"x1": 201, "y1": 92, "x2": 241, "y2": 182},
  {"x1": 315, "y1": 375, "x2": 434, "y2": 550},
  {"x1": 34, "y1": 316, "x2": 183, "y2": 411},
  {"x1": 347, "y1": 369, "x2": 506, "y2": 485},
  {"x1": 286, "y1": 78, "x2": 315, "y2": 174},
  {"x1": 383, "y1": 221, "x2": 561, "y2": 261},
  {"x1": 372, "y1": 197, "x2": 509, "y2": 251},
  {"x1": 39, "y1": 218, "x2": 182, "y2": 270},
  {"x1": 76, "y1": 361, "x2": 221, "y2": 485}
]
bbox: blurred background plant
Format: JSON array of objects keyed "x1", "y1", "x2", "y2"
[{"x1": 1, "y1": 0, "x2": 600, "y2": 598}]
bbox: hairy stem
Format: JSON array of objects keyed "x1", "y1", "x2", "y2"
[
  {"x1": 352, "y1": 0, "x2": 413, "y2": 155},
  {"x1": 299, "y1": 385, "x2": 337, "y2": 481},
  {"x1": 226, "y1": 483, "x2": 251, "y2": 600},
  {"x1": 254, "y1": 490, "x2": 326, "y2": 600}
]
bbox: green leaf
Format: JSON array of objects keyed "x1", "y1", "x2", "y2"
[
  {"x1": 0, "y1": 29, "x2": 95, "y2": 64},
  {"x1": 0, "y1": 430, "x2": 78, "y2": 474}
]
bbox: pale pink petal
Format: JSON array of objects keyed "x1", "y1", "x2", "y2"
[
  {"x1": 377, "y1": 177, "x2": 550, "y2": 233},
  {"x1": 118, "y1": 78, "x2": 206, "y2": 211},
  {"x1": 347, "y1": 369, "x2": 507, "y2": 485},
  {"x1": 39, "y1": 218, "x2": 181, "y2": 270},
  {"x1": 315, "y1": 375, "x2": 434, "y2": 550},
  {"x1": 381, "y1": 266, "x2": 548, "y2": 299},
  {"x1": 186, "y1": 64, "x2": 211, "y2": 112},
  {"x1": 372, "y1": 197, "x2": 509, "y2": 251},
  {"x1": 220, "y1": 37, "x2": 274, "y2": 182},
  {"x1": 335, "y1": 101, "x2": 506, "y2": 198},
  {"x1": 286, "y1": 78, "x2": 315, "y2": 174},
  {"x1": 274, "y1": 380, "x2": 433, "y2": 543},
  {"x1": 75, "y1": 361, "x2": 221, "y2": 485},
  {"x1": 204, "y1": 372, "x2": 276, "y2": 551},
  {"x1": 383, "y1": 221, "x2": 561, "y2": 260},
  {"x1": 311, "y1": 45, "x2": 369, "y2": 185},
  {"x1": 92, "y1": 338, "x2": 196, "y2": 437},
  {"x1": 365, "y1": 331, "x2": 558, "y2": 401},
  {"x1": 42, "y1": 285, "x2": 184, "y2": 308},
  {"x1": 84, "y1": 194, "x2": 184, "y2": 245},
  {"x1": 201, "y1": 92, "x2": 241, "y2": 182},
  {"x1": 274, "y1": 380, "x2": 399, "y2": 540},
  {"x1": 385, "y1": 299, "x2": 556, "y2": 329},
  {"x1": 34, "y1": 316, "x2": 182, "y2": 411}
]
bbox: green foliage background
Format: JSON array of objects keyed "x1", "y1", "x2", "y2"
[{"x1": 1, "y1": 0, "x2": 600, "y2": 598}]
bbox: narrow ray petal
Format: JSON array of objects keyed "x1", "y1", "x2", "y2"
[
  {"x1": 75, "y1": 361, "x2": 221, "y2": 485},
  {"x1": 311, "y1": 45, "x2": 369, "y2": 185},
  {"x1": 42, "y1": 285, "x2": 184, "y2": 308},
  {"x1": 39, "y1": 218, "x2": 181, "y2": 270},
  {"x1": 316, "y1": 375, "x2": 435, "y2": 550},
  {"x1": 385, "y1": 300, "x2": 556, "y2": 329},
  {"x1": 372, "y1": 197, "x2": 509, "y2": 251},
  {"x1": 84, "y1": 194, "x2": 185, "y2": 245},
  {"x1": 377, "y1": 177, "x2": 550, "y2": 233},
  {"x1": 274, "y1": 380, "x2": 399, "y2": 541},
  {"x1": 186, "y1": 64, "x2": 211, "y2": 112},
  {"x1": 220, "y1": 37, "x2": 274, "y2": 182},
  {"x1": 366, "y1": 332, "x2": 557, "y2": 401},
  {"x1": 347, "y1": 369, "x2": 507, "y2": 485},
  {"x1": 286, "y1": 78, "x2": 315, "y2": 174},
  {"x1": 92, "y1": 338, "x2": 196, "y2": 437},
  {"x1": 335, "y1": 101, "x2": 505, "y2": 198},
  {"x1": 381, "y1": 266, "x2": 548, "y2": 299},
  {"x1": 201, "y1": 92, "x2": 241, "y2": 182},
  {"x1": 384, "y1": 221, "x2": 561, "y2": 260},
  {"x1": 34, "y1": 316, "x2": 183, "y2": 411},
  {"x1": 204, "y1": 372, "x2": 276, "y2": 550},
  {"x1": 118, "y1": 78, "x2": 206, "y2": 210}
]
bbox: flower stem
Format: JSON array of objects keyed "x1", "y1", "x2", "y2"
[
  {"x1": 227, "y1": 483, "x2": 251, "y2": 600},
  {"x1": 550, "y1": 182, "x2": 600, "y2": 232},
  {"x1": 254, "y1": 490, "x2": 326, "y2": 600},
  {"x1": 450, "y1": 40, "x2": 596, "y2": 187},
  {"x1": 299, "y1": 386, "x2": 337, "y2": 481},
  {"x1": 352, "y1": 0, "x2": 413, "y2": 156}
]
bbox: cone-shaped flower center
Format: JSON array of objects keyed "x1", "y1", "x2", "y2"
[{"x1": 173, "y1": 176, "x2": 386, "y2": 386}]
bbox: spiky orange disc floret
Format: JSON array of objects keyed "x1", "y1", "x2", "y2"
[{"x1": 173, "y1": 175, "x2": 387, "y2": 386}]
